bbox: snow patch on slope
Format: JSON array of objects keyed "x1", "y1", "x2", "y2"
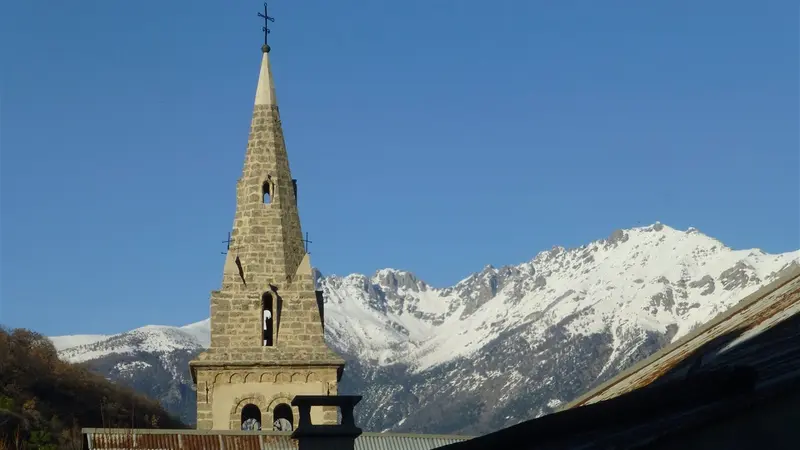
[{"x1": 115, "y1": 361, "x2": 152, "y2": 373}]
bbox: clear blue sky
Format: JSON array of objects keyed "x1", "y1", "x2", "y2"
[{"x1": 1, "y1": 1, "x2": 798, "y2": 336}]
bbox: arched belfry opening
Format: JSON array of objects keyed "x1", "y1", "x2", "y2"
[
  {"x1": 262, "y1": 292, "x2": 274, "y2": 346},
  {"x1": 272, "y1": 403, "x2": 293, "y2": 431},
  {"x1": 241, "y1": 404, "x2": 262, "y2": 431},
  {"x1": 262, "y1": 179, "x2": 272, "y2": 204}
]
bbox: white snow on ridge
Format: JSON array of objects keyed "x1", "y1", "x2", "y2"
[
  {"x1": 50, "y1": 334, "x2": 109, "y2": 351},
  {"x1": 181, "y1": 319, "x2": 211, "y2": 348},
  {"x1": 52, "y1": 322, "x2": 207, "y2": 364},
  {"x1": 321, "y1": 223, "x2": 799, "y2": 373},
  {"x1": 49, "y1": 223, "x2": 799, "y2": 378},
  {"x1": 59, "y1": 344, "x2": 137, "y2": 364}
]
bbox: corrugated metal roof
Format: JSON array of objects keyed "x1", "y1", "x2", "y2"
[
  {"x1": 83, "y1": 429, "x2": 471, "y2": 450},
  {"x1": 355, "y1": 433, "x2": 469, "y2": 450},
  {"x1": 563, "y1": 264, "x2": 800, "y2": 409}
]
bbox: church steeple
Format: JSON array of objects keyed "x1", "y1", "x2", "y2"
[{"x1": 189, "y1": 10, "x2": 345, "y2": 431}]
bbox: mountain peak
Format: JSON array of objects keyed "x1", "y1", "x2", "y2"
[
  {"x1": 49, "y1": 222, "x2": 799, "y2": 434},
  {"x1": 317, "y1": 222, "x2": 797, "y2": 371}
]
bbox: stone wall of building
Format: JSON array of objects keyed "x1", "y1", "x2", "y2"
[
  {"x1": 195, "y1": 367, "x2": 339, "y2": 431},
  {"x1": 231, "y1": 104, "x2": 305, "y2": 285}
]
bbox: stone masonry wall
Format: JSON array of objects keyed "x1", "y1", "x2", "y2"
[
  {"x1": 207, "y1": 254, "x2": 332, "y2": 356},
  {"x1": 232, "y1": 104, "x2": 304, "y2": 285}
]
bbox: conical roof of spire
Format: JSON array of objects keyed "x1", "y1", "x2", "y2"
[{"x1": 254, "y1": 45, "x2": 277, "y2": 106}]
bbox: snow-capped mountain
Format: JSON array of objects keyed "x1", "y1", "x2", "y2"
[
  {"x1": 53, "y1": 322, "x2": 209, "y2": 364},
  {"x1": 50, "y1": 223, "x2": 799, "y2": 434}
]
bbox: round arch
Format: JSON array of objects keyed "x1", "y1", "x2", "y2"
[
  {"x1": 266, "y1": 393, "x2": 298, "y2": 429},
  {"x1": 272, "y1": 403, "x2": 294, "y2": 431},
  {"x1": 240, "y1": 404, "x2": 262, "y2": 431},
  {"x1": 229, "y1": 394, "x2": 267, "y2": 430}
]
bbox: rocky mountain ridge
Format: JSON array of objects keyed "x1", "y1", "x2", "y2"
[{"x1": 50, "y1": 223, "x2": 799, "y2": 434}]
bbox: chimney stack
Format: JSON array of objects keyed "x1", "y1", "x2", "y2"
[{"x1": 291, "y1": 395, "x2": 363, "y2": 450}]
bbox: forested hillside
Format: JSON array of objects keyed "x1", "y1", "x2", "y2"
[{"x1": 0, "y1": 327, "x2": 187, "y2": 450}]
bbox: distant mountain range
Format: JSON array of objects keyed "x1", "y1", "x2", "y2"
[{"x1": 50, "y1": 223, "x2": 799, "y2": 435}]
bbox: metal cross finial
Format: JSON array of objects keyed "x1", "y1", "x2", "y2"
[
  {"x1": 221, "y1": 232, "x2": 241, "y2": 255},
  {"x1": 221, "y1": 232, "x2": 233, "y2": 254},
  {"x1": 258, "y1": 2, "x2": 275, "y2": 53},
  {"x1": 302, "y1": 232, "x2": 313, "y2": 254}
]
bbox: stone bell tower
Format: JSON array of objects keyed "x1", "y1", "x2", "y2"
[{"x1": 189, "y1": 39, "x2": 345, "y2": 431}]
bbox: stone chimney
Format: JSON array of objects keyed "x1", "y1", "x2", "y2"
[{"x1": 290, "y1": 395, "x2": 363, "y2": 450}]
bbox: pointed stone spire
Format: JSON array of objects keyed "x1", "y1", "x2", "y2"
[
  {"x1": 190, "y1": 38, "x2": 345, "y2": 431},
  {"x1": 225, "y1": 45, "x2": 305, "y2": 285}
]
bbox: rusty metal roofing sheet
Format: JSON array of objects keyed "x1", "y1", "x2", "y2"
[
  {"x1": 86, "y1": 430, "x2": 296, "y2": 450},
  {"x1": 83, "y1": 429, "x2": 471, "y2": 450},
  {"x1": 181, "y1": 434, "x2": 224, "y2": 450},
  {"x1": 259, "y1": 433, "x2": 297, "y2": 450},
  {"x1": 563, "y1": 265, "x2": 800, "y2": 409},
  {"x1": 221, "y1": 434, "x2": 261, "y2": 450}
]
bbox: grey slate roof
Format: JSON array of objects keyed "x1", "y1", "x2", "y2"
[{"x1": 82, "y1": 429, "x2": 472, "y2": 450}]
